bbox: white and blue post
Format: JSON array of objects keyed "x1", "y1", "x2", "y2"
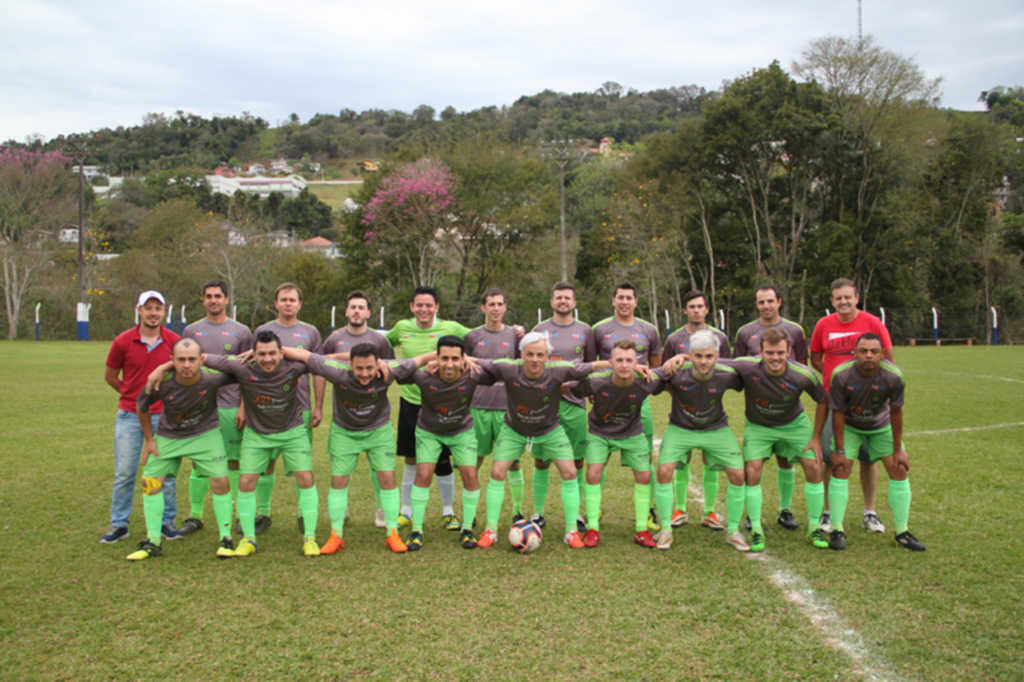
[
  {"x1": 718, "y1": 309, "x2": 726, "y2": 335},
  {"x1": 232, "y1": 305, "x2": 237, "y2": 322},
  {"x1": 180, "y1": 305, "x2": 186, "y2": 334},
  {"x1": 931, "y1": 307, "x2": 938, "y2": 342},
  {"x1": 35, "y1": 303, "x2": 41, "y2": 341},
  {"x1": 879, "y1": 307, "x2": 886, "y2": 327},
  {"x1": 991, "y1": 307, "x2": 998, "y2": 346},
  {"x1": 537, "y1": 308, "x2": 542, "y2": 326},
  {"x1": 664, "y1": 310, "x2": 670, "y2": 336},
  {"x1": 331, "y1": 306, "x2": 336, "y2": 333},
  {"x1": 166, "y1": 304, "x2": 174, "y2": 330},
  {"x1": 379, "y1": 306, "x2": 385, "y2": 331},
  {"x1": 76, "y1": 302, "x2": 90, "y2": 341}
]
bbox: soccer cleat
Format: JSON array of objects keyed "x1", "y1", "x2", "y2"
[
  {"x1": 818, "y1": 512, "x2": 832, "y2": 533},
  {"x1": 126, "y1": 539, "x2": 162, "y2": 561},
  {"x1": 459, "y1": 529, "x2": 477, "y2": 549},
  {"x1": 477, "y1": 529, "x2": 497, "y2": 548},
  {"x1": 179, "y1": 517, "x2": 204, "y2": 536},
  {"x1": 750, "y1": 532, "x2": 766, "y2": 552},
  {"x1": 564, "y1": 531, "x2": 585, "y2": 549},
  {"x1": 297, "y1": 515, "x2": 304, "y2": 534},
  {"x1": 530, "y1": 514, "x2": 546, "y2": 529},
  {"x1": 633, "y1": 530, "x2": 658, "y2": 549},
  {"x1": 701, "y1": 512, "x2": 725, "y2": 531},
  {"x1": 863, "y1": 512, "x2": 886, "y2": 533},
  {"x1": 895, "y1": 530, "x2": 926, "y2": 551},
  {"x1": 511, "y1": 512, "x2": 525, "y2": 524},
  {"x1": 828, "y1": 530, "x2": 846, "y2": 551},
  {"x1": 161, "y1": 524, "x2": 184, "y2": 541},
  {"x1": 397, "y1": 513, "x2": 412, "y2": 529},
  {"x1": 234, "y1": 537, "x2": 258, "y2": 557},
  {"x1": 778, "y1": 509, "x2": 799, "y2": 530},
  {"x1": 671, "y1": 510, "x2": 688, "y2": 528},
  {"x1": 744, "y1": 516, "x2": 752, "y2": 531},
  {"x1": 655, "y1": 531, "x2": 673, "y2": 551},
  {"x1": 442, "y1": 514, "x2": 461, "y2": 531},
  {"x1": 647, "y1": 508, "x2": 661, "y2": 532},
  {"x1": 216, "y1": 537, "x2": 235, "y2": 559},
  {"x1": 576, "y1": 515, "x2": 588, "y2": 534},
  {"x1": 806, "y1": 528, "x2": 830, "y2": 549},
  {"x1": 374, "y1": 508, "x2": 386, "y2": 528},
  {"x1": 303, "y1": 536, "x2": 320, "y2": 557},
  {"x1": 583, "y1": 529, "x2": 601, "y2": 548},
  {"x1": 100, "y1": 525, "x2": 129, "y2": 544},
  {"x1": 407, "y1": 531, "x2": 424, "y2": 551},
  {"x1": 385, "y1": 530, "x2": 408, "y2": 553},
  {"x1": 254, "y1": 515, "x2": 272, "y2": 535},
  {"x1": 725, "y1": 532, "x2": 750, "y2": 552},
  {"x1": 320, "y1": 530, "x2": 345, "y2": 555}
]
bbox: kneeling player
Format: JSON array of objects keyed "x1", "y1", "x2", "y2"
[
  {"x1": 827, "y1": 334, "x2": 924, "y2": 551},
  {"x1": 130, "y1": 339, "x2": 236, "y2": 560}
]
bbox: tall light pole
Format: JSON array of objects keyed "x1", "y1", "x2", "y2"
[
  {"x1": 539, "y1": 140, "x2": 589, "y2": 282},
  {"x1": 66, "y1": 140, "x2": 89, "y2": 339}
]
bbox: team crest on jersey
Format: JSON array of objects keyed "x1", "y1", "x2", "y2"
[
  {"x1": 224, "y1": 343, "x2": 232, "y2": 350},
  {"x1": 283, "y1": 384, "x2": 291, "y2": 391}
]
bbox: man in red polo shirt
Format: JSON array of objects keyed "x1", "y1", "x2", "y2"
[
  {"x1": 100, "y1": 291, "x2": 183, "y2": 544},
  {"x1": 810, "y1": 278, "x2": 894, "y2": 535}
]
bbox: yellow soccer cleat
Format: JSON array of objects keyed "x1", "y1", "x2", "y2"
[
  {"x1": 303, "y1": 536, "x2": 321, "y2": 557},
  {"x1": 234, "y1": 537, "x2": 258, "y2": 557}
]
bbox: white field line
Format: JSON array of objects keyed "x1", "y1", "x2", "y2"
[
  {"x1": 922, "y1": 371, "x2": 1024, "y2": 385},
  {"x1": 906, "y1": 421, "x2": 1024, "y2": 437}
]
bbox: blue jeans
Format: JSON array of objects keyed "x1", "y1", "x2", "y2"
[{"x1": 111, "y1": 410, "x2": 177, "y2": 527}]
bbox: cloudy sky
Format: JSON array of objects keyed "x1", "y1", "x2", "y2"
[{"x1": 2, "y1": 0, "x2": 1021, "y2": 142}]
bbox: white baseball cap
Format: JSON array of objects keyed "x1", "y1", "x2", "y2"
[{"x1": 136, "y1": 290, "x2": 166, "y2": 307}]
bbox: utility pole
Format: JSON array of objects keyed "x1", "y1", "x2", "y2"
[
  {"x1": 66, "y1": 139, "x2": 90, "y2": 340},
  {"x1": 538, "y1": 140, "x2": 590, "y2": 282}
]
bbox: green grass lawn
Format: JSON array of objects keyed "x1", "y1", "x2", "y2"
[
  {"x1": 306, "y1": 182, "x2": 362, "y2": 212},
  {"x1": 0, "y1": 343, "x2": 1021, "y2": 680}
]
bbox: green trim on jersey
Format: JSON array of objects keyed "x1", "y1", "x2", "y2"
[
  {"x1": 673, "y1": 361, "x2": 738, "y2": 375},
  {"x1": 830, "y1": 359, "x2": 857, "y2": 389},
  {"x1": 493, "y1": 358, "x2": 577, "y2": 368},
  {"x1": 787, "y1": 360, "x2": 820, "y2": 384},
  {"x1": 880, "y1": 362, "x2": 906, "y2": 384},
  {"x1": 594, "y1": 315, "x2": 658, "y2": 328}
]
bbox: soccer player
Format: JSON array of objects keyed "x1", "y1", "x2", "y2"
[
  {"x1": 731, "y1": 328, "x2": 830, "y2": 552},
  {"x1": 569, "y1": 340, "x2": 659, "y2": 548},
  {"x1": 476, "y1": 331, "x2": 607, "y2": 549},
  {"x1": 385, "y1": 286, "x2": 472, "y2": 531},
  {"x1": 662, "y1": 290, "x2": 732, "y2": 532},
  {"x1": 178, "y1": 279, "x2": 252, "y2": 536},
  {"x1": 466, "y1": 289, "x2": 524, "y2": 520},
  {"x1": 101, "y1": 290, "x2": 181, "y2": 544},
  {"x1": 656, "y1": 330, "x2": 747, "y2": 552},
  {"x1": 810, "y1": 278, "x2": 894, "y2": 534},
  {"x1": 732, "y1": 284, "x2": 808, "y2": 532},
  {"x1": 253, "y1": 283, "x2": 324, "y2": 534},
  {"x1": 203, "y1": 331, "x2": 321, "y2": 557},
  {"x1": 533, "y1": 282, "x2": 596, "y2": 529},
  {"x1": 129, "y1": 338, "x2": 237, "y2": 560},
  {"x1": 827, "y1": 333, "x2": 924, "y2": 551},
  {"x1": 593, "y1": 282, "x2": 663, "y2": 530},
  {"x1": 324, "y1": 290, "x2": 395, "y2": 529},
  {"x1": 397, "y1": 336, "x2": 499, "y2": 551}
]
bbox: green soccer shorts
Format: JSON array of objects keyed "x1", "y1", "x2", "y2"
[
  {"x1": 416, "y1": 427, "x2": 478, "y2": 467},
  {"x1": 269, "y1": 410, "x2": 311, "y2": 462},
  {"x1": 240, "y1": 425, "x2": 313, "y2": 475},
  {"x1": 327, "y1": 422, "x2": 396, "y2": 477},
  {"x1": 833, "y1": 424, "x2": 903, "y2": 462},
  {"x1": 586, "y1": 433, "x2": 652, "y2": 472},
  {"x1": 659, "y1": 424, "x2": 742, "y2": 471},
  {"x1": 144, "y1": 429, "x2": 229, "y2": 479},
  {"x1": 742, "y1": 414, "x2": 816, "y2": 463},
  {"x1": 560, "y1": 401, "x2": 588, "y2": 460},
  {"x1": 472, "y1": 408, "x2": 505, "y2": 458},
  {"x1": 218, "y1": 408, "x2": 243, "y2": 462},
  {"x1": 493, "y1": 424, "x2": 575, "y2": 462}
]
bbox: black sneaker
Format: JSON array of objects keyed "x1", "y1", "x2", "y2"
[
  {"x1": 407, "y1": 531, "x2": 424, "y2": 551},
  {"x1": 100, "y1": 525, "x2": 129, "y2": 544},
  {"x1": 828, "y1": 530, "x2": 846, "y2": 551},
  {"x1": 895, "y1": 530, "x2": 926, "y2": 552},
  {"x1": 576, "y1": 515, "x2": 588, "y2": 534},
  {"x1": 744, "y1": 516, "x2": 752, "y2": 531},
  {"x1": 179, "y1": 517, "x2": 204, "y2": 536},
  {"x1": 216, "y1": 537, "x2": 235, "y2": 559},
  {"x1": 161, "y1": 524, "x2": 184, "y2": 541},
  {"x1": 297, "y1": 515, "x2": 304, "y2": 534},
  {"x1": 777, "y1": 509, "x2": 799, "y2": 530},
  {"x1": 530, "y1": 514, "x2": 546, "y2": 529},
  {"x1": 127, "y1": 539, "x2": 163, "y2": 561},
  {"x1": 459, "y1": 529, "x2": 477, "y2": 549},
  {"x1": 254, "y1": 515, "x2": 272, "y2": 535},
  {"x1": 511, "y1": 512, "x2": 525, "y2": 524}
]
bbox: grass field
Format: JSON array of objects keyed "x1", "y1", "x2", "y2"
[
  {"x1": 307, "y1": 182, "x2": 362, "y2": 211},
  {"x1": 1, "y1": 343, "x2": 1022, "y2": 681}
]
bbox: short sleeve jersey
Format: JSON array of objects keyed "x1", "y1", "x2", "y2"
[
  {"x1": 731, "y1": 357, "x2": 826, "y2": 427},
  {"x1": 654, "y1": 364, "x2": 742, "y2": 431},
  {"x1": 399, "y1": 365, "x2": 499, "y2": 435},
  {"x1": 534, "y1": 318, "x2": 596, "y2": 408},
  {"x1": 384, "y1": 318, "x2": 472, "y2": 405},
  {"x1": 484, "y1": 359, "x2": 594, "y2": 437},
  {"x1": 181, "y1": 319, "x2": 253, "y2": 409},
  {"x1": 570, "y1": 371, "x2": 662, "y2": 438},
  {"x1": 810, "y1": 311, "x2": 892, "y2": 389},
  {"x1": 138, "y1": 369, "x2": 236, "y2": 439},
  {"x1": 255, "y1": 320, "x2": 323, "y2": 412},
  {"x1": 733, "y1": 318, "x2": 807, "y2": 362},
  {"x1": 593, "y1": 317, "x2": 664, "y2": 365},
  {"x1": 204, "y1": 355, "x2": 309, "y2": 435},
  {"x1": 305, "y1": 354, "x2": 416, "y2": 432},
  {"x1": 663, "y1": 326, "x2": 732, "y2": 362},
  {"x1": 323, "y1": 327, "x2": 394, "y2": 360},
  {"x1": 828, "y1": 359, "x2": 905, "y2": 431},
  {"x1": 465, "y1": 325, "x2": 519, "y2": 411},
  {"x1": 106, "y1": 325, "x2": 181, "y2": 413}
]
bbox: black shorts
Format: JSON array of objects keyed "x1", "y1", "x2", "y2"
[{"x1": 397, "y1": 398, "x2": 453, "y2": 476}]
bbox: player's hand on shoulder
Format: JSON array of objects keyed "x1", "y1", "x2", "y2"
[
  {"x1": 636, "y1": 365, "x2": 654, "y2": 381},
  {"x1": 235, "y1": 349, "x2": 254, "y2": 363},
  {"x1": 377, "y1": 359, "x2": 391, "y2": 381},
  {"x1": 513, "y1": 325, "x2": 525, "y2": 339},
  {"x1": 462, "y1": 355, "x2": 481, "y2": 376},
  {"x1": 424, "y1": 360, "x2": 439, "y2": 376}
]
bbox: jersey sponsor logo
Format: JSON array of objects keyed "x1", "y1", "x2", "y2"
[
  {"x1": 477, "y1": 341, "x2": 490, "y2": 346},
  {"x1": 220, "y1": 332, "x2": 236, "y2": 337},
  {"x1": 193, "y1": 332, "x2": 207, "y2": 337},
  {"x1": 707, "y1": 387, "x2": 722, "y2": 394},
  {"x1": 292, "y1": 333, "x2": 308, "y2": 339}
]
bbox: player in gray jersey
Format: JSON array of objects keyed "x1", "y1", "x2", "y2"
[
  {"x1": 593, "y1": 282, "x2": 664, "y2": 532},
  {"x1": 533, "y1": 282, "x2": 596, "y2": 529},
  {"x1": 731, "y1": 327, "x2": 829, "y2": 552},
  {"x1": 129, "y1": 338, "x2": 238, "y2": 561},
  {"x1": 324, "y1": 290, "x2": 395, "y2": 529},
  {"x1": 202, "y1": 331, "x2": 321, "y2": 558},
  {"x1": 568, "y1": 339, "x2": 659, "y2": 548},
  {"x1": 657, "y1": 331, "x2": 748, "y2": 551},
  {"x1": 662, "y1": 290, "x2": 731, "y2": 532},
  {"x1": 826, "y1": 333, "x2": 923, "y2": 551},
  {"x1": 253, "y1": 282, "x2": 324, "y2": 535},
  {"x1": 179, "y1": 279, "x2": 253, "y2": 537}
]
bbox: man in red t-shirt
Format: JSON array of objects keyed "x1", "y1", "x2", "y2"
[
  {"x1": 100, "y1": 291, "x2": 182, "y2": 544},
  {"x1": 810, "y1": 278, "x2": 894, "y2": 535}
]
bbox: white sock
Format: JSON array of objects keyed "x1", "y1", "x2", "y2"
[
  {"x1": 401, "y1": 465, "x2": 415, "y2": 516},
  {"x1": 437, "y1": 473, "x2": 455, "y2": 515}
]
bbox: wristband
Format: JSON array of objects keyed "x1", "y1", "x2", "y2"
[{"x1": 834, "y1": 448, "x2": 846, "y2": 455}]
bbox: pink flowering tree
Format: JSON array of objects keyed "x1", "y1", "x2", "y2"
[
  {"x1": 0, "y1": 147, "x2": 77, "y2": 338},
  {"x1": 361, "y1": 157, "x2": 456, "y2": 288}
]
